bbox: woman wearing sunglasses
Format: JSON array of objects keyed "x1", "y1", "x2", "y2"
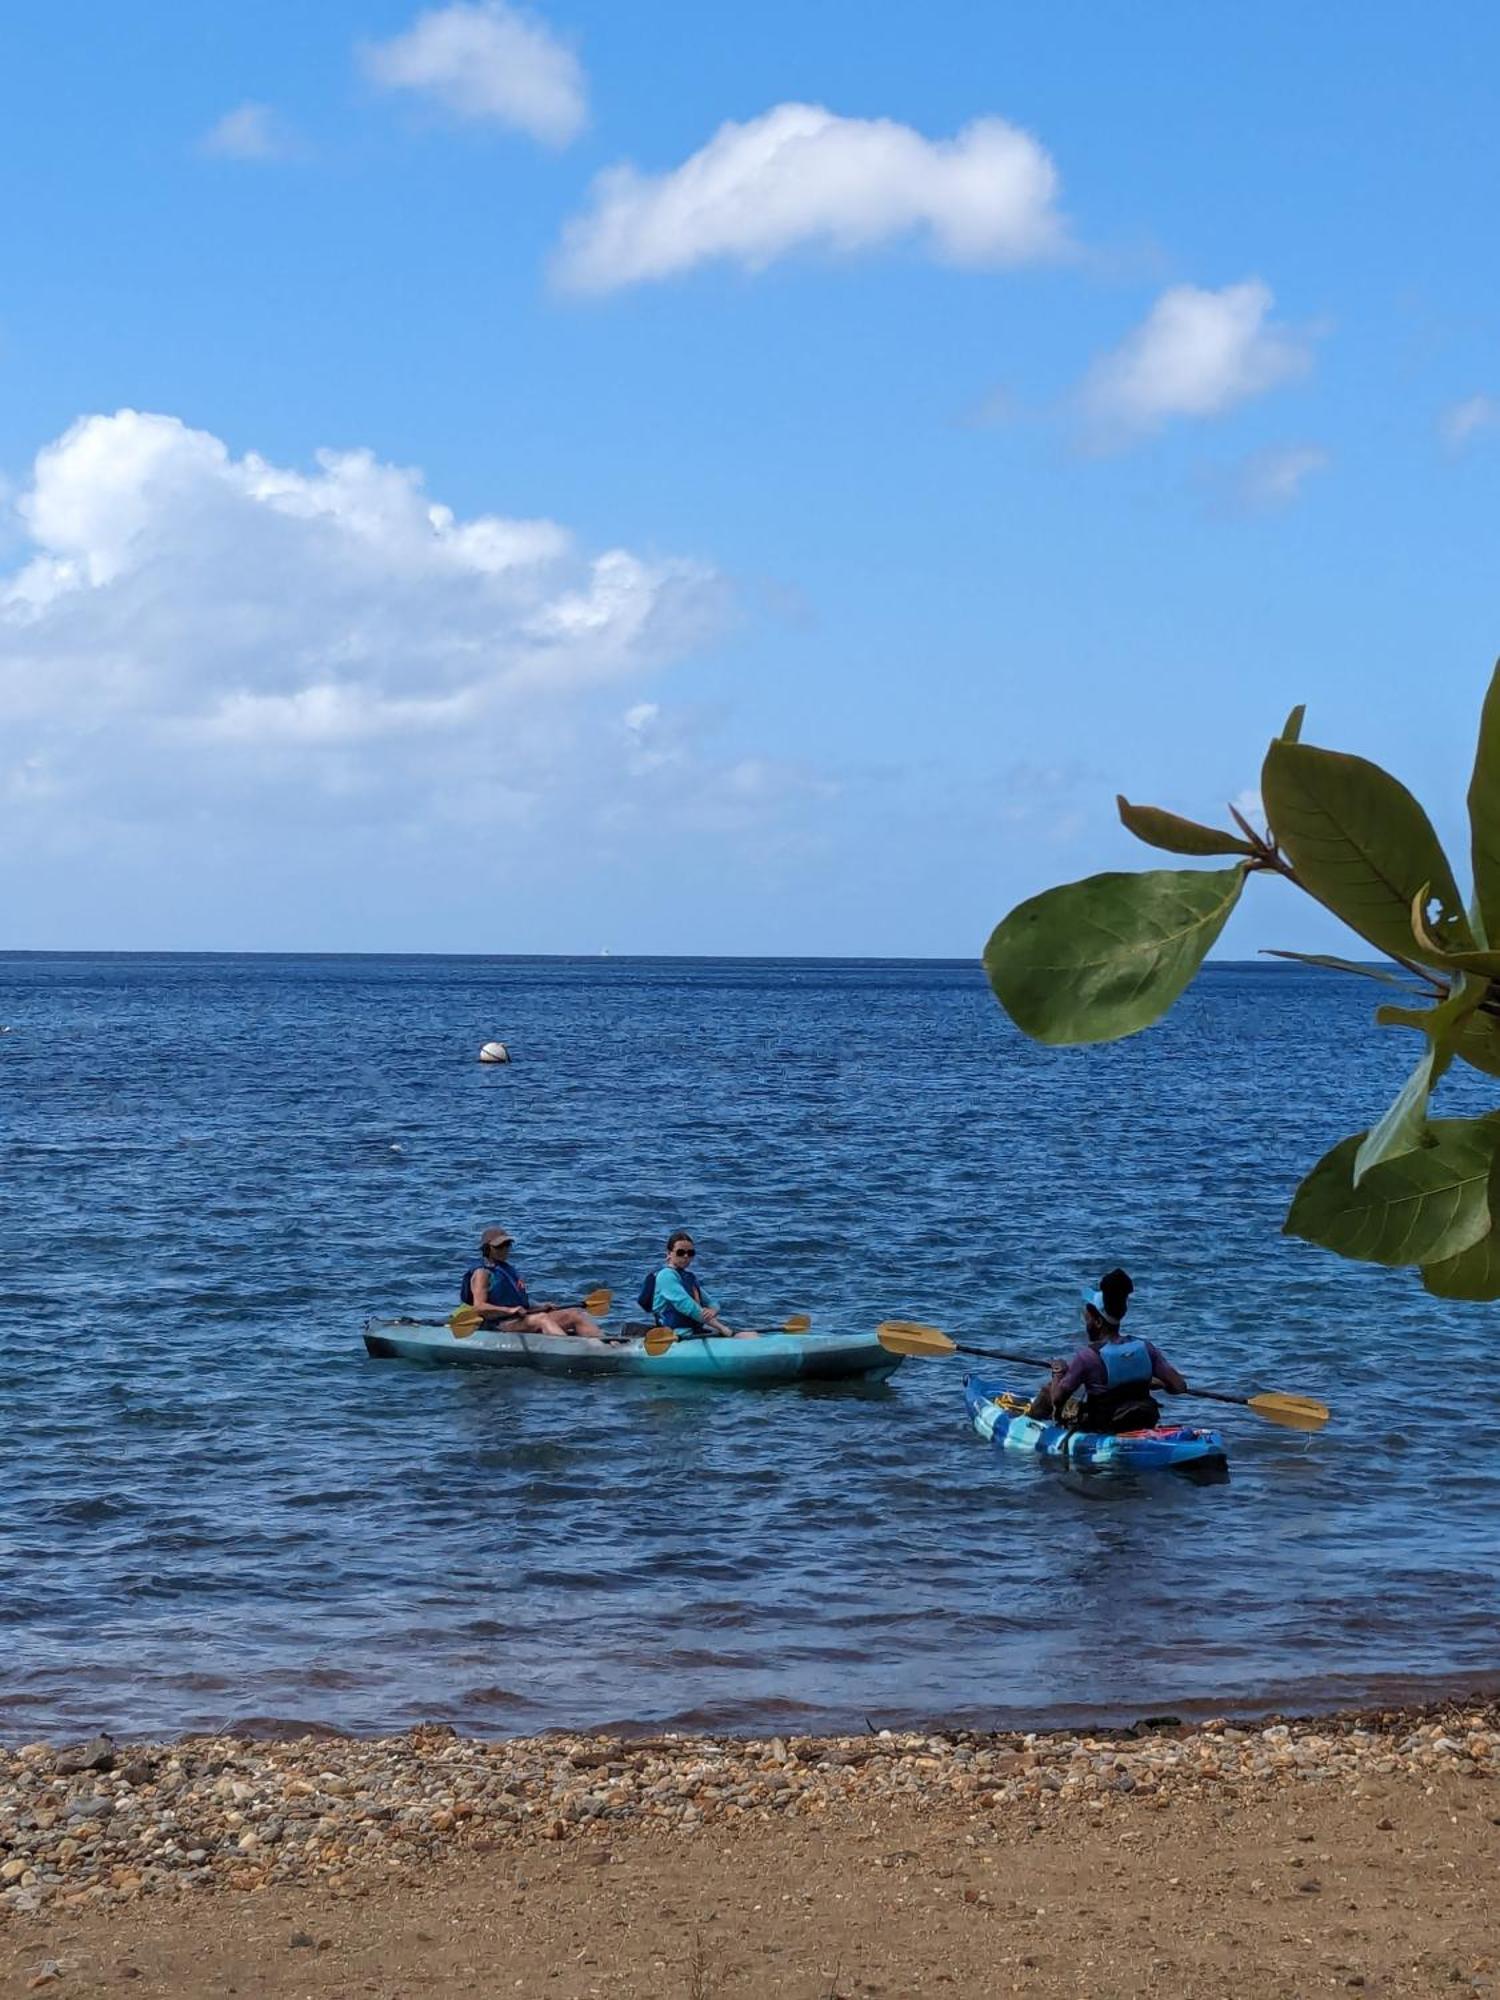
[{"x1": 636, "y1": 1230, "x2": 755, "y2": 1338}]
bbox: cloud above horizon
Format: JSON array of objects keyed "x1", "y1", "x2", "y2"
[
  {"x1": 1082, "y1": 280, "x2": 1314, "y2": 443},
  {"x1": 199, "y1": 102, "x2": 296, "y2": 162},
  {"x1": 553, "y1": 102, "x2": 1065, "y2": 293},
  {"x1": 1441, "y1": 394, "x2": 1498, "y2": 450},
  {"x1": 0, "y1": 411, "x2": 723, "y2": 821},
  {"x1": 360, "y1": 0, "x2": 587, "y2": 147}
]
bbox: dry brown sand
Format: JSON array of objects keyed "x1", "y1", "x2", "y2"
[{"x1": 3, "y1": 1709, "x2": 1498, "y2": 1998}]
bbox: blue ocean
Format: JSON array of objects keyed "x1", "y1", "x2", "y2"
[{"x1": 2, "y1": 954, "x2": 1495, "y2": 1742}]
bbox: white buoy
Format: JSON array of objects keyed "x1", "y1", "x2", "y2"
[{"x1": 478, "y1": 1041, "x2": 511, "y2": 1064}]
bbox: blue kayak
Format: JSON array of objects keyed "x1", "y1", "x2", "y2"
[
  {"x1": 965, "y1": 1373, "x2": 1228, "y2": 1470},
  {"x1": 363, "y1": 1318, "x2": 902, "y2": 1385}
]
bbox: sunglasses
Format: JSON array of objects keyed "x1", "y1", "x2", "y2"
[{"x1": 672, "y1": 1246, "x2": 695, "y2": 1258}]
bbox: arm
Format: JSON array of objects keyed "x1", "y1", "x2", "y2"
[
  {"x1": 471, "y1": 1270, "x2": 526, "y2": 1322},
  {"x1": 655, "y1": 1267, "x2": 712, "y2": 1326},
  {"x1": 1030, "y1": 1349, "x2": 1093, "y2": 1418},
  {"x1": 1147, "y1": 1341, "x2": 1187, "y2": 1394}
]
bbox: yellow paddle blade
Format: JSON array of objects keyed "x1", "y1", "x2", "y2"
[
  {"x1": 581, "y1": 1288, "x2": 612, "y2": 1317},
  {"x1": 448, "y1": 1305, "x2": 484, "y2": 1339},
  {"x1": 781, "y1": 1314, "x2": 812, "y2": 1334},
  {"x1": 876, "y1": 1319, "x2": 957, "y2": 1357},
  {"x1": 1247, "y1": 1390, "x2": 1330, "y2": 1431},
  {"x1": 643, "y1": 1326, "x2": 676, "y2": 1357}
]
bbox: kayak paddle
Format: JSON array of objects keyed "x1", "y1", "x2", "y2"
[
  {"x1": 875, "y1": 1320, "x2": 1329, "y2": 1432},
  {"x1": 643, "y1": 1314, "x2": 812, "y2": 1357},
  {"x1": 448, "y1": 1288, "x2": 612, "y2": 1340}
]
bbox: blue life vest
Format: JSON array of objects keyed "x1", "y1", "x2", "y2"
[
  {"x1": 640, "y1": 1265, "x2": 705, "y2": 1328},
  {"x1": 1098, "y1": 1336, "x2": 1153, "y2": 1391},
  {"x1": 462, "y1": 1259, "x2": 529, "y2": 1311}
]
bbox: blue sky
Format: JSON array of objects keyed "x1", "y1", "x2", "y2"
[{"x1": 1, "y1": 0, "x2": 1497, "y2": 953}]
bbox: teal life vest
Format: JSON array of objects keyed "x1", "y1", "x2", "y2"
[{"x1": 1098, "y1": 1336, "x2": 1152, "y2": 1390}]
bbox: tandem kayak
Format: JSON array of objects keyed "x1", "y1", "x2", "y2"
[
  {"x1": 363, "y1": 1318, "x2": 903, "y2": 1385},
  {"x1": 965, "y1": 1373, "x2": 1228, "y2": 1470}
]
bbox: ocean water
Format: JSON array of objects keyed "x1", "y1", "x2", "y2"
[{"x1": 1, "y1": 952, "x2": 1496, "y2": 1744}]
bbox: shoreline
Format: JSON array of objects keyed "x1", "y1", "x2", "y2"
[
  {"x1": 4, "y1": 1695, "x2": 1495, "y2": 1919},
  {"x1": 6, "y1": 1700, "x2": 1498, "y2": 1996}
]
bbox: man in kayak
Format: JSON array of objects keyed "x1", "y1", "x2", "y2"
[
  {"x1": 638, "y1": 1231, "x2": 756, "y2": 1338},
  {"x1": 1028, "y1": 1268, "x2": 1187, "y2": 1432},
  {"x1": 462, "y1": 1227, "x2": 604, "y2": 1340}
]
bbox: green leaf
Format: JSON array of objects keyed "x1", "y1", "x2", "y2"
[
  {"x1": 1285, "y1": 1117, "x2": 1500, "y2": 1268},
  {"x1": 1116, "y1": 796, "x2": 1255, "y2": 858},
  {"x1": 1469, "y1": 661, "x2": 1500, "y2": 947},
  {"x1": 983, "y1": 865, "x2": 1247, "y2": 1046},
  {"x1": 1352, "y1": 976, "x2": 1484, "y2": 1183},
  {"x1": 1262, "y1": 949, "x2": 1423, "y2": 989},
  {"x1": 1261, "y1": 740, "x2": 1473, "y2": 964},
  {"x1": 1408, "y1": 889, "x2": 1500, "y2": 976},
  {"x1": 1455, "y1": 1012, "x2": 1500, "y2": 1079},
  {"x1": 1423, "y1": 1152, "x2": 1500, "y2": 1298},
  {"x1": 1281, "y1": 703, "x2": 1306, "y2": 743}
]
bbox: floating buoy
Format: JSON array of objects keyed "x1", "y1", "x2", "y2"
[{"x1": 478, "y1": 1041, "x2": 511, "y2": 1064}]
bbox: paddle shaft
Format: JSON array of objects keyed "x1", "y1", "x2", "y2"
[{"x1": 938, "y1": 1338, "x2": 1257, "y2": 1413}]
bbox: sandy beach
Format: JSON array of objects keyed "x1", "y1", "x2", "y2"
[{"x1": 3, "y1": 1702, "x2": 1497, "y2": 1996}]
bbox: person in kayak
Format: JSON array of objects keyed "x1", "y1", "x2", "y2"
[
  {"x1": 462, "y1": 1226, "x2": 604, "y2": 1340},
  {"x1": 1028, "y1": 1268, "x2": 1187, "y2": 1432},
  {"x1": 638, "y1": 1231, "x2": 756, "y2": 1339}
]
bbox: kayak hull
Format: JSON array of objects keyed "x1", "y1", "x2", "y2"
[
  {"x1": 364, "y1": 1319, "x2": 903, "y2": 1384},
  {"x1": 965, "y1": 1373, "x2": 1228, "y2": 1470}
]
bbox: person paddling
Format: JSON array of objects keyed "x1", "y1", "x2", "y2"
[
  {"x1": 462, "y1": 1227, "x2": 604, "y2": 1341},
  {"x1": 1027, "y1": 1268, "x2": 1186, "y2": 1432},
  {"x1": 637, "y1": 1231, "x2": 756, "y2": 1340}
]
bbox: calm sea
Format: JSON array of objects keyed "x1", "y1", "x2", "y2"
[{"x1": 1, "y1": 953, "x2": 1496, "y2": 1742}]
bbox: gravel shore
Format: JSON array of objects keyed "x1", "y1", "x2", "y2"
[{"x1": 3, "y1": 1701, "x2": 1495, "y2": 1921}]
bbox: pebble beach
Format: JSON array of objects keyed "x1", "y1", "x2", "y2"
[{"x1": 3, "y1": 1703, "x2": 1495, "y2": 1920}]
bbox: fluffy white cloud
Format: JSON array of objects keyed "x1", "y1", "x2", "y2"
[
  {"x1": 0, "y1": 411, "x2": 719, "y2": 780},
  {"x1": 1441, "y1": 394, "x2": 1498, "y2": 450},
  {"x1": 553, "y1": 102, "x2": 1064, "y2": 293},
  {"x1": 1083, "y1": 281, "x2": 1313, "y2": 440},
  {"x1": 199, "y1": 103, "x2": 294, "y2": 162},
  {"x1": 361, "y1": 0, "x2": 586, "y2": 147}
]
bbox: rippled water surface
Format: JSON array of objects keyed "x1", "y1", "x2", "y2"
[{"x1": 2, "y1": 953, "x2": 1496, "y2": 1741}]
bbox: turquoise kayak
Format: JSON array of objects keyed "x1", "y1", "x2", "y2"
[
  {"x1": 363, "y1": 1318, "x2": 902, "y2": 1385},
  {"x1": 965, "y1": 1373, "x2": 1227, "y2": 1470}
]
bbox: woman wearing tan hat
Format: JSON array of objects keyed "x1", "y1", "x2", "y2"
[{"x1": 461, "y1": 1227, "x2": 604, "y2": 1340}]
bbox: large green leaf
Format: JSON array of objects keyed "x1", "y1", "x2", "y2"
[
  {"x1": 1423, "y1": 1145, "x2": 1500, "y2": 1297},
  {"x1": 1352, "y1": 976, "x2": 1484, "y2": 1183},
  {"x1": 983, "y1": 865, "x2": 1247, "y2": 1046},
  {"x1": 1422, "y1": 1151, "x2": 1500, "y2": 1298},
  {"x1": 1284, "y1": 1117, "x2": 1500, "y2": 1267},
  {"x1": 1117, "y1": 796, "x2": 1255, "y2": 858},
  {"x1": 1456, "y1": 1012, "x2": 1500, "y2": 1079},
  {"x1": 1470, "y1": 661, "x2": 1500, "y2": 947},
  {"x1": 1261, "y1": 740, "x2": 1472, "y2": 964}
]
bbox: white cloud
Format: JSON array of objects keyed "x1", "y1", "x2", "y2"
[
  {"x1": 0, "y1": 410, "x2": 720, "y2": 782},
  {"x1": 1225, "y1": 443, "x2": 1330, "y2": 512},
  {"x1": 1083, "y1": 280, "x2": 1313, "y2": 441},
  {"x1": 199, "y1": 103, "x2": 294, "y2": 162},
  {"x1": 1441, "y1": 394, "x2": 1498, "y2": 450},
  {"x1": 361, "y1": 0, "x2": 586, "y2": 147},
  {"x1": 553, "y1": 102, "x2": 1065, "y2": 294}
]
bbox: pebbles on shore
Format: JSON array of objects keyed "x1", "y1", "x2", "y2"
[{"x1": 2, "y1": 1706, "x2": 1494, "y2": 1919}]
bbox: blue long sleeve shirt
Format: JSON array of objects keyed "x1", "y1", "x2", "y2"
[{"x1": 651, "y1": 1267, "x2": 718, "y2": 1326}]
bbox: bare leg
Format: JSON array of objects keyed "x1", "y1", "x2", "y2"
[{"x1": 541, "y1": 1307, "x2": 603, "y2": 1340}]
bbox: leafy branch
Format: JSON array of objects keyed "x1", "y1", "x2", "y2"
[{"x1": 982, "y1": 661, "x2": 1500, "y2": 1299}]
